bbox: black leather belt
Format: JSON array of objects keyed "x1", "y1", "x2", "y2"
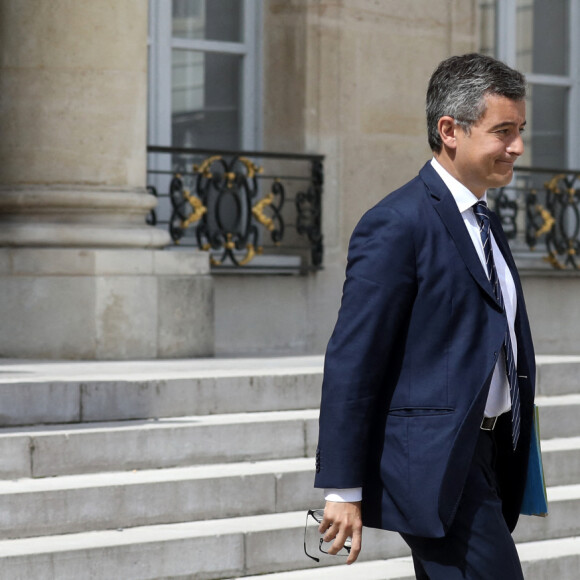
[{"x1": 481, "y1": 416, "x2": 499, "y2": 431}]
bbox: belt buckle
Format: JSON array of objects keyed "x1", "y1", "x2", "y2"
[{"x1": 481, "y1": 416, "x2": 498, "y2": 431}]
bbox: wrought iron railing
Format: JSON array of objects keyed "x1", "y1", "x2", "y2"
[
  {"x1": 489, "y1": 166, "x2": 580, "y2": 271},
  {"x1": 147, "y1": 146, "x2": 323, "y2": 272}
]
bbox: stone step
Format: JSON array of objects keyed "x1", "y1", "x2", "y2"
[
  {"x1": 0, "y1": 354, "x2": 577, "y2": 426},
  {"x1": 0, "y1": 511, "x2": 409, "y2": 579},
  {"x1": 0, "y1": 356, "x2": 324, "y2": 426},
  {"x1": 0, "y1": 409, "x2": 319, "y2": 479},
  {"x1": 535, "y1": 394, "x2": 580, "y2": 439},
  {"x1": 0, "y1": 444, "x2": 576, "y2": 549},
  {"x1": 514, "y1": 483, "x2": 580, "y2": 544},
  {"x1": 0, "y1": 459, "x2": 319, "y2": 540},
  {"x1": 0, "y1": 395, "x2": 577, "y2": 481},
  {"x1": 541, "y1": 436, "x2": 580, "y2": 487},
  {"x1": 233, "y1": 537, "x2": 580, "y2": 580},
  {"x1": 0, "y1": 355, "x2": 577, "y2": 579},
  {"x1": 2, "y1": 509, "x2": 580, "y2": 580},
  {"x1": 230, "y1": 558, "x2": 416, "y2": 580},
  {"x1": 0, "y1": 399, "x2": 574, "y2": 487},
  {"x1": 534, "y1": 355, "x2": 580, "y2": 396}
]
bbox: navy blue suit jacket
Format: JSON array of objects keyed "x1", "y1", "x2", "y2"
[{"x1": 315, "y1": 162, "x2": 536, "y2": 538}]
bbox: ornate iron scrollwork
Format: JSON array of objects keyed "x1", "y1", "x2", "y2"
[
  {"x1": 169, "y1": 156, "x2": 287, "y2": 266},
  {"x1": 541, "y1": 174, "x2": 580, "y2": 269},
  {"x1": 496, "y1": 172, "x2": 580, "y2": 270},
  {"x1": 146, "y1": 186, "x2": 158, "y2": 226},
  {"x1": 147, "y1": 145, "x2": 324, "y2": 270},
  {"x1": 494, "y1": 188, "x2": 517, "y2": 240},
  {"x1": 168, "y1": 174, "x2": 198, "y2": 243},
  {"x1": 296, "y1": 160, "x2": 324, "y2": 267},
  {"x1": 252, "y1": 180, "x2": 285, "y2": 244}
]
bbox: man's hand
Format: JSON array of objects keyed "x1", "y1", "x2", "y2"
[{"x1": 318, "y1": 500, "x2": 363, "y2": 564}]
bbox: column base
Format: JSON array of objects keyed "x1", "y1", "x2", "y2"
[
  {"x1": 0, "y1": 185, "x2": 171, "y2": 248},
  {"x1": 0, "y1": 249, "x2": 214, "y2": 359}
]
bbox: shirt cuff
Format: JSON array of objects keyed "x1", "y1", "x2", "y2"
[{"x1": 324, "y1": 487, "x2": 363, "y2": 502}]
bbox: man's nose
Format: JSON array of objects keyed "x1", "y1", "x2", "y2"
[{"x1": 507, "y1": 133, "x2": 524, "y2": 156}]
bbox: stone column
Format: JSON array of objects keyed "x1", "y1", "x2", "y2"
[{"x1": 0, "y1": 0, "x2": 214, "y2": 359}]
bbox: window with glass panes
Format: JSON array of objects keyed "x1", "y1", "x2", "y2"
[{"x1": 148, "y1": 0, "x2": 262, "y2": 150}]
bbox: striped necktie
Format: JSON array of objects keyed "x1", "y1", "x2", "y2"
[{"x1": 473, "y1": 200, "x2": 520, "y2": 450}]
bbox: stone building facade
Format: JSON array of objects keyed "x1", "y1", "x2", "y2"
[{"x1": 0, "y1": 0, "x2": 578, "y2": 359}]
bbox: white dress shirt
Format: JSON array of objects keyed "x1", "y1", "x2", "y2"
[{"x1": 324, "y1": 158, "x2": 518, "y2": 504}]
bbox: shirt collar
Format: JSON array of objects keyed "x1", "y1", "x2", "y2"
[{"x1": 430, "y1": 157, "x2": 487, "y2": 213}]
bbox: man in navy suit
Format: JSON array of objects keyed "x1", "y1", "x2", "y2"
[{"x1": 314, "y1": 53, "x2": 535, "y2": 579}]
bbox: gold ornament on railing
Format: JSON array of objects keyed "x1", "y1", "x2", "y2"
[
  {"x1": 534, "y1": 204, "x2": 555, "y2": 238},
  {"x1": 252, "y1": 192, "x2": 276, "y2": 232},
  {"x1": 181, "y1": 190, "x2": 207, "y2": 228}
]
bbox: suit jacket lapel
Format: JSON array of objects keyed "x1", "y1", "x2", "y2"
[{"x1": 419, "y1": 163, "x2": 501, "y2": 308}]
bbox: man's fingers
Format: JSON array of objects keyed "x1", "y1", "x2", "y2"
[
  {"x1": 322, "y1": 524, "x2": 338, "y2": 544},
  {"x1": 318, "y1": 515, "x2": 333, "y2": 536},
  {"x1": 326, "y1": 529, "x2": 348, "y2": 555},
  {"x1": 346, "y1": 527, "x2": 362, "y2": 564},
  {"x1": 321, "y1": 519, "x2": 347, "y2": 554},
  {"x1": 322, "y1": 522, "x2": 361, "y2": 563},
  {"x1": 318, "y1": 501, "x2": 363, "y2": 563}
]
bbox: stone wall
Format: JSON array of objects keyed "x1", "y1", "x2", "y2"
[{"x1": 214, "y1": 0, "x2": 479, "y2": 356}]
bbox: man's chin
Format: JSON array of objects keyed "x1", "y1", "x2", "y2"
[{"x1": 492, "y1": 168, "x2": 515, "y2": 188}]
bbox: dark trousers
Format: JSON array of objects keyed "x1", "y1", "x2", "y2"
[{"x1": 401, "y1": 429, "x2": 524, "y2": 580}]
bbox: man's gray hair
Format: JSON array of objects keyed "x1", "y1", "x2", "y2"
[{"x1": 426, "y1": 53, "x2": 526, "y2": 153}]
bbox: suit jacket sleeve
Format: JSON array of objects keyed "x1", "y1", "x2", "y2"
[{"x1": 315, "y1": 203, "x2": 417, "y2": 489}]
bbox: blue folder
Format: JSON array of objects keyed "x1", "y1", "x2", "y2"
[{"x1": 520, "y1": 405, "x2": 548, "y2": 517}]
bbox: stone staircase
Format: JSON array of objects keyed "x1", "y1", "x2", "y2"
[{"x1": 0, "y1": 355, "x2": 579, "y2": 579}]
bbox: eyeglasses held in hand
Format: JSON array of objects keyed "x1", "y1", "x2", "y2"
[{"x1": 303, "y1": 508, "x2": 352, "y2": 562}]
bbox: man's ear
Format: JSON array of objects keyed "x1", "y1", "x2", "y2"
[{"x1": 438, "y1": 116, "x2": 458, "y2": 150}]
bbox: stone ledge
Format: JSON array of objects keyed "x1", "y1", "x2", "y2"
[
  {"x1": 0, "y1": 248, "x2": 210, "y2": 276},
  {"x1": 0, "y1": 224, "x2": 170, "y2": 249},
  {"x1": 0, "y1": 186, "x2": 171, "y2": 248}
]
